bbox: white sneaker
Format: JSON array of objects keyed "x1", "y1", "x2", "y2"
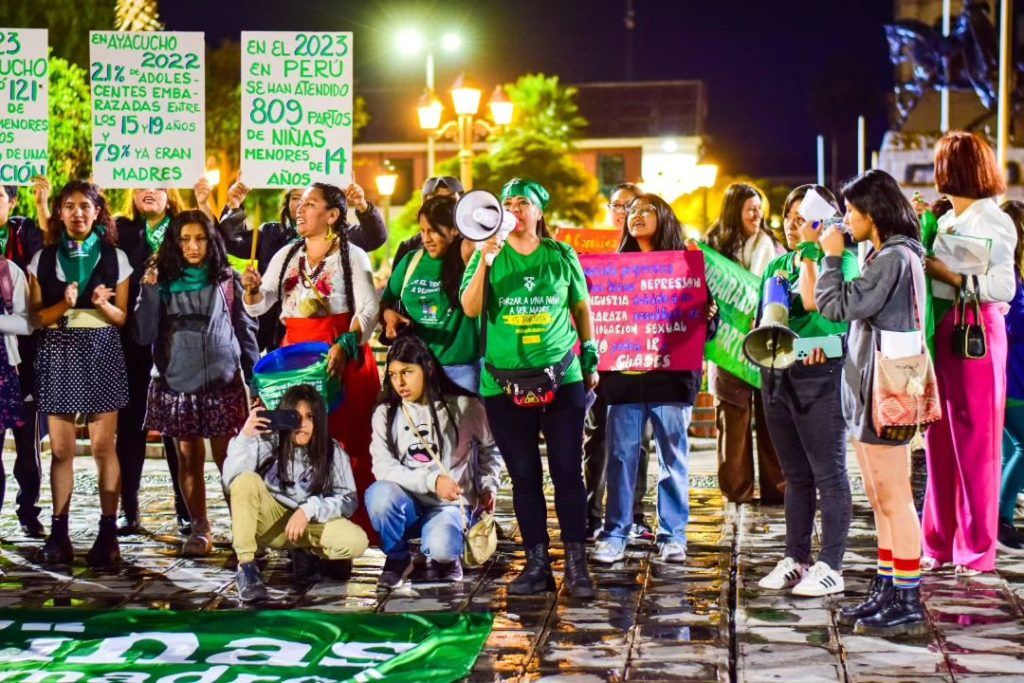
[
  {"x1": 758, "y1": 557, "x2": 807, "y2": 590},
  {"x1": 658, "y1": 540, "x2": 687, "y2": 564},
  {"x1": 791, "y1": 561, "x2": 845, "y2": 597},
  {"x1": 592, "y1": 540, "x2": 626, "y2": 563}
]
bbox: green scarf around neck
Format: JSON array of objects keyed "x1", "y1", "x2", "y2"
[
  {"x1": 145, "y1": 215, "x2": 172, "y2": 254},
  {"x1": 164, "y1": 265, "x2": 211, "y2": 294},
  {"x1": 57, "y1": 229, "x2": 103, "y2": 294}
]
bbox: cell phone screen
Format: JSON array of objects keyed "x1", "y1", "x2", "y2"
[{"x1": 262, "y1": 409, "x2": 301, "y2": 431}]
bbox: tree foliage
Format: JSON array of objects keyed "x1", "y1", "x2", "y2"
[
  {"x1": 114, "y1": 0, "x2": 163, "y2": 32},
  {"x1": 0, "y1": 2, "x2": 114, "y2": 68}
]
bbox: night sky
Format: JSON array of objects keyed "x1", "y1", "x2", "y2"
[{"x1": 160, "y1": 0, "x2": 897, "y2": 179}]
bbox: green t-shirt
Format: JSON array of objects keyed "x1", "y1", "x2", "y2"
[
  {"x1": 460, "y1": 239, "x2": 588, "y2": 397},
  {"x1": 382, "y1": 249, "x2": 479, "y2": 366},
  {"x1": 758, "y1": 248, "x2": 859, "y2": 338}
]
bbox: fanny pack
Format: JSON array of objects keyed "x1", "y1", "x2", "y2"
[{"x1": 486, "y1": 349, "x2": 575, "y2": 408}]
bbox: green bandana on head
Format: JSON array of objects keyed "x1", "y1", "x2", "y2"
[
  {"x1": 145, "y1": 215, "x2": 172, "y2": 254},
  {"x1": 57, "y1": 229, "x2": 104, "y2": 295},
  {"x1": 500, "y1": 178, "x2": 550, "y2": 211},
  {"x1": 164, "y1": 265, "x2": 212, "y2": 294}
]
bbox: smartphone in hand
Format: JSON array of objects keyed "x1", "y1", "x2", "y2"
[{"x1": 261, "y1": 409, "x2": 301, "y2": 431}]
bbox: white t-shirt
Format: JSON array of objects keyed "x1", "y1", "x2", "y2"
[
  {"x1": 933, "y1": 197, "x2": 1017, "y2": 303},
  {"x1": 0, "y1": 261, "x2": 31, "y2": 366},
  {"x1": 244, "y1": 241, "x2": 379, "y2": 344}
]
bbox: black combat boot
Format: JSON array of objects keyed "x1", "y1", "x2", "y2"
[
  {"x1": 854, "y1": 585, "x2": 928, "y2": 637},
  {"x1": 509, "y1": 543, "x2": 555, "y2": 595},
  {"x1": 563, "y1": 542, "x2": 596, "y2": 599},
  {"x1": 86, "y1": 515, "x2": 122, "y2": 569},
  {"x1": 39, "y1": 515, "x2": 73, "y2": 565},
  {"x1": 838, "y1": 574, "x2": 895, "y2": 626}
]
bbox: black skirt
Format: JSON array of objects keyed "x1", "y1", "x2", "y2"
[{"x1": 35, "y1": 324, "x2": 129, "y2": 414}]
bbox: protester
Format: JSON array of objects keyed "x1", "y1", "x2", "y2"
[
  {"x1": 220, "y1": 181, "x2": 387, "y2": 351},
  {"x1": 391, "y1": 176, "x2": 465, "y2": 270},
  {"x1": 999, "y1": 200, "x2": 1024, "y2": 553},
  {"x1": 815, "y1": 169, "x2": 927, "y2": 637},
  {"x1": 919, "y1": 132, "x2": 1016, "y2": 575},
  {"x1": 0, "y1": 183, "x2": 44, "y2": 538},
  {"x1": 584, "y1": 181, "x2": 653, "y2": 541},
  {"x1": 379, "y1": 195, "x2": 480, "y2": 391},
  {"x1": 755, "y1": 185, "x2": 856, "y2": 597},
  {"x1": 132, "y1": 210, "x2": 259, "y2": 557},
  {"x1": 461, "y1": 178, "x2": 597, "y2": 598},
  {"x1": 367, "y1": 336, "x2": 500, "y2": 588},
  {"x1": 241, "y1": 182, "x2": 381, "y2": 540},
  {"x1": 28, "y1": 181, "x2": 130, "y2": 567},
  {"x1": 705, "y1": 182, "x2": 786, "y2": 505},
  {"x1": 223, "y1": 384, "x2": 369, "y2": 602},
  {"x1": 592, "y1": 192, "x2": 717, "y2": 566},
  {"x1": 115, "y1": 187, "x2": 190, "y2": 535}
]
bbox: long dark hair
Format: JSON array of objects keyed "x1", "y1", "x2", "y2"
[
  {"x1": 153, "y1": 210, "x2": 230, "y2": 285},
  {"x1": 275, "y1": 183, "x2": 356, "y2": 314},
  {"x1": 377, "y1": 335, "x2": 475, "y2": 460},
  {"x1": 417, "y1": 194, "x2": 465, "y2": 307},
  {"x1": 618, "y1": 193, "x2": 687, "y2": 253},
  {"x1": 279, "y1": 188, "x2": 300, "y2": 229},
  {"x1": 840, "y1": 170, "x2": 920, "y2": 243},
  {"x1": 706, "y1": 182, "x2": 777, "y2": 259},
  {"x1": 1001, "y1": 199, "x2": 1024, "y2": 280},
  {"x1": 269, "y1": 384, "x2": 334, "y2": 495},
  {"x1": 49, "y1": 180, "x2": 118, "y2": 246}
]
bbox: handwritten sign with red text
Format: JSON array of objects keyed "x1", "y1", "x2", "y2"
[
  {"x1": 581, "y1": 250, "x2": 707, "y2": 372},
  {"x1": 556, "y1": 228, "x2": 620, "y2": 254}
]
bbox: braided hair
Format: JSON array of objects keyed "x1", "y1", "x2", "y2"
[{"x1": 275, "y1": 183, "x2": 356, "y2": 314}]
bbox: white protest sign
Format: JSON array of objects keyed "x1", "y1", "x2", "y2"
[
  {"x1": 89, "y1": 31, "x2": 205, "y2": 188},
  {"x1": 0, "y1": 29, "x2": 49, "y2": 185},
  {"x1": 241, "y1": 31, "x2": 353, "y2": 188}
]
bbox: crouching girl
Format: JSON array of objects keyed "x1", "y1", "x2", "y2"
[
  {"x1": 367, "y1": 335, "x2": 501, "y2": 589},
  {"x1": 223, "y1": 384, "x2": 369, "y2": 602}
]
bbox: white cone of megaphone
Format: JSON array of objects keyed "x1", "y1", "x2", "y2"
[
  {"x1": 798, "y1": 187, "x2": 839, "y2": 223},
  {"x1": 455, "y1": 190, "x2": 517, "y2": 265}
]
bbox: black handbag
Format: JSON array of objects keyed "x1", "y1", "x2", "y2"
[{"x1": 953, "y1": 275, "x2": 986, "y2": 360}]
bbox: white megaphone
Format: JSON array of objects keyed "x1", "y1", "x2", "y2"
[{"x1": 455, "y1": 190, "x2": 516, "y2": 265}]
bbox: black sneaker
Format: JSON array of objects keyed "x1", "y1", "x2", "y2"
[
  {"x1": 378, "y1": 555, "x2": 411, "y2": 589},
  {"x1": 291, "y1": 550, "x2": 322, "y2": 584},
  {"x1": 177, "y1": 515, "x2": 192, "y2": 537},
  {"x1": 586, "y1": 518, "x2": 603, "y2": 542},
  {"x1": 998, "y1": 518, "x2": 1024, "y2": 554},
  {"x1": 18, "y1": 517, "x2": 45, "y2": 539},
  {"x1": 236, "y1": 562, "x2": 269, "y2": 603},
  {"x1": 116, "y1": 514, "x2": 145, "y2": 536},
  {"x1": 430, "y1": 559, "x2": 464, "y2": 583},
  {"x1": 630, "y1": 516, "x2": 655, "y2": 540}
]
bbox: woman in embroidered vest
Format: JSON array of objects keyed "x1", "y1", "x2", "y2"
[
  {"x1": 28, "y1": 180, "x2": 130, "y2": 568},
  {"x1": 242, "y1": 182, "x2": 381, "y2": 541},
  {"x1": 132, "y1": 210, "x2": 259, "y2": 557},
  {"x1": 115, "y1": 188, "x2": 190, "y2": 536}
]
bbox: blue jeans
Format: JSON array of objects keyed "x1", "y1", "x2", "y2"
[
  {"x1": 365, "y1": 481, "x2": 464, "y2": 561},
  {"x1": 602, "y1": 402, "x2": 692, "y2": 549},
  {"x1": 444, "y1": 363, "x2": 481, "y2": 394},
  {"x1": 1001, "y1": 403, "x2": 1024, "y2": 521}
]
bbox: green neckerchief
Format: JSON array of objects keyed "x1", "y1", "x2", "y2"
[
  {"x1": 164, "y1": 265, "x2": 211, "y2": 294},
  {"x1": 0, "y1": 223, "x2": 10, "y2": 257},
  {"x1": 144, "y1": 215, "x2": 172, "y2": 254},
  {"x1": 57, "y1": 229, "x2": 103, "y2": 293}
]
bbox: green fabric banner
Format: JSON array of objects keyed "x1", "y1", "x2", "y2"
[
  {"x1": 0, "y1": 608, "x2": 493, "y2": 683},
  {"x1": 697, "y1": 243, "x2": 762, "y2": 389}
]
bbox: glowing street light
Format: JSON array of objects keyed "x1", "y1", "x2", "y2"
[
  {"x1": 488, "y1": 85, "x2": 514, "y2": 126},
  {"x1": 375, "y1": 170, "x2": 399, "y2": 226},
  {"x1": 417, "y1": 89, "x2": 444, "y2": 131}
]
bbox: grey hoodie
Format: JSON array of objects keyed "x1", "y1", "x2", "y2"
[
  {"x1": 222, "y1": 432, "x2": 358, "y2": 522},
  {"x1": 370, "y1": 395, "x2": 501, "y2": 508},
  {"x1": 815, "y1": 235, "x2": 927, "y2": 445}
]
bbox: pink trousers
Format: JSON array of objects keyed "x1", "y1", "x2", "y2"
[{"x1": 923, "y1": 302, "x2": 1007, "y2": 571}]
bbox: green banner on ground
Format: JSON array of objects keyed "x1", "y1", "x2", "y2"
[
  {"x1": 697, "y1": 243, "x2": 762, "y2": 388},
  {"x1": 0, "y1": 608, "x2": 493, "y2": 683}
]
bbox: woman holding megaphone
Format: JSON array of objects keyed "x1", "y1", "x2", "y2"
[
  {"x1": 241, "y1": 182, "x2": 381, "y2": 540},
  {"x1": 460, "y1": 178, "x2": 599, "y2": 598},
  {"x1": 754, "y1": 185, "x2": 857, "y2": 598}
]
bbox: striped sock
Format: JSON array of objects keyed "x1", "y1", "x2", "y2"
[
  {"x1": 877, "y1": 548, "x2": 893, "y2": 579},
  {"x1": 893, "y1": 556, "x2": 921, "y2": 589}
]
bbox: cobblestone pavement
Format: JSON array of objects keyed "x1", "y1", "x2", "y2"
[{"x1": 1, "y1": 441, "x2": 1023, "y2": 681}]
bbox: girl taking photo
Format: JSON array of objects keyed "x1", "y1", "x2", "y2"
[
  {"x1": 367, "y1": 335, "x2": 501, "y2": 588},
  {"x1": 223, "y1": 384, "x2": 369, "y2": 602},
  {"x1": 132, "y1": 210, "x2": 259, "y2": 557},
  {"x1": 28, "y1": 180, "x2": 131, "y2": 568}
]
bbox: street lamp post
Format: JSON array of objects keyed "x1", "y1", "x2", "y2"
[
  {"x1": 398, "y1": 29, "x2": 462, "y2": 176},
  {"x1": 375, "y1": 171, "x2": 398, "y2": 225}
]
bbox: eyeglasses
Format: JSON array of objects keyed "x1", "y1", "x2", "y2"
[
  {"x1": 627, "y1": 204, "x2": 657, "y2": 216},
  {"x1": 606, "y1": 202, "x2": 629, "y2": 213}
]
